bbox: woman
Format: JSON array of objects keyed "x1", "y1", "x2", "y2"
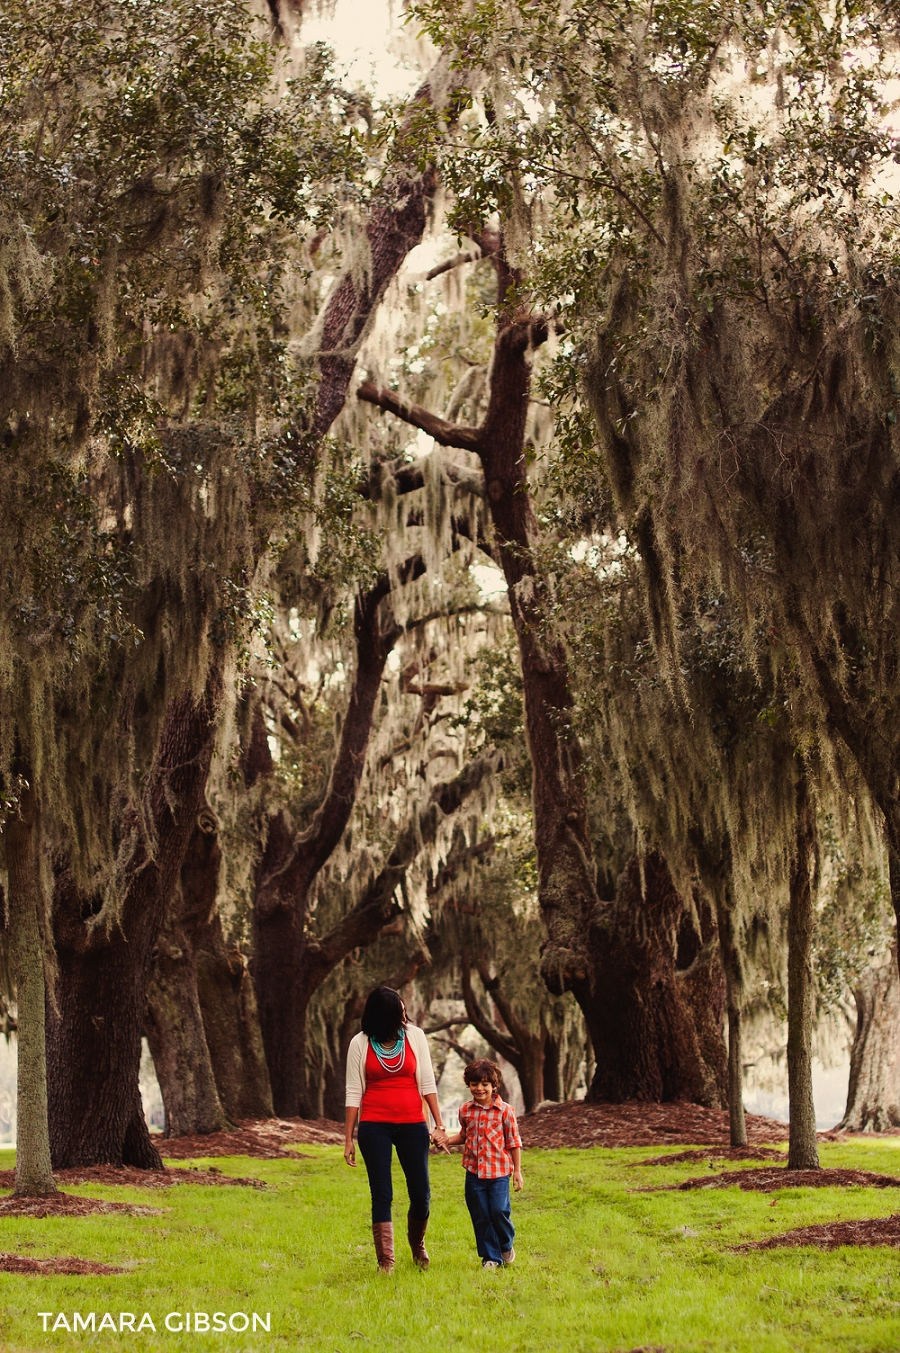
[{"x1": 344, "y1": 985, "x2": 448, "y2": 1272}]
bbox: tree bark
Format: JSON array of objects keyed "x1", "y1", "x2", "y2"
[
  {"x1": 580, "y1": 855, "x2": 727, "y2": 1105},
  {"x1": 839, "y1": 947, "x2": 900, "y2": 1132},
  {"x1": 196, "y1": 910, "x2": 273, "y2": 1122},
  {"x1": 714, "y1": 887, "x2": 748, "y2": 1147},
  {"x1": 542, "y1": 1036, "x2": 563, "y2": 1102},
  {"x1": 322, "y1": 994, "x2": 365, "y2": 1123},
  {"x1": 6, "y1": 787, "x2": 56, "y2": 1196},
  {"x1": 145, "y1": 808, "x2": 228, "y2": 1137},
  {"x1": 47, "y1": 670, "x2": 221, "y2": 1168},
  {"x1": 787, "y1": 776, "x2": 820, "y2": 1169},
  {"x1": 360, "y1": 297, "x2": 600, "y2": 999}
]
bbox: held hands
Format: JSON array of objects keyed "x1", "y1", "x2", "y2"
[
  {"x1": 431, "y1": 1127, "x2": 451, "y2": 1154},
  {"x1": 513, "y1": 1169, "x2": 524, "y2": 1192},
  {"x1": 344, "y1": 1142, "x2": 356, "y2": 1167}
]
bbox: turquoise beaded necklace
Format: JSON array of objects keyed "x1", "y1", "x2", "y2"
[{"x1": 370, "y1": 1027, "x2": 407, "y2": 1073}]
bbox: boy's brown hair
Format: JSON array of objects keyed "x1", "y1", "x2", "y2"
[{"x1": 464, "y1": 1058, "x2": 502, "y2": 1088}]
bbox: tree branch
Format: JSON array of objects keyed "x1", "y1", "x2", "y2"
[
  {"x1": 460, "y1": 950, "x2": 520, "y2": 1065},
  {"x1": 308, "y1": 53, "x2": 462, "y2": 440},
  {"x1": 430, "y1": 1034, "x2": 477, "y2": 1064},
  {"x1": 476, "y1": 957, "x2": 542, "y2": 1055},
  {"x1": 426, "y1": 248, "x2": 482, "y2": 280},
  {"x1": 256, "y1": 555, "x2": 427, "y2": 907},
  {"x1": 304, "y1": 750, "x2": 503, "y2": 983},
  {"x1": 357, "y1": 381, "x2": 483, "y2": 452},
  {"x1": 429, "y1": 837, "x2": 496, "y2": 896},
  {"x1": 363, "y1": 456, "x2": 485, "y2": 502}
]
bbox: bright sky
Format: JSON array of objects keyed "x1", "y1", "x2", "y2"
[{"x1": 300, "y1": 0, "x2": 426, "y2": 100}]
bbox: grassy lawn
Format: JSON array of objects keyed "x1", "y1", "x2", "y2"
[{"x1": 0, "y1": 1139, "x2": 899, "y2": 1351}]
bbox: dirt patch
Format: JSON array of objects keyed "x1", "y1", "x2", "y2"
[
  {"x1": 736, "y1": 1214, "x2": 900, "y2": 1251},
  {"x1": 0, "y1": 1252, "x2": 129, "y2": 1275},
  {"x1": 633, "y1": 1146, "x2": 787, "y2": 1167},
  {"x1": 0, "y1": 1165, "x2": 265, "y2": 1190},
  {"x1": 0, "y1": 1193, "x2": 164, "y2": 1218},
  {"x1": 518, "y1": 1101, "x2": 788, "y2": 1150},
  {"x1": 643, "y1": 1166, "x2": 900, "y2": 1194},
  {"x1": 160, "y1": 1118, "x2": 340, "y2": 1160}
]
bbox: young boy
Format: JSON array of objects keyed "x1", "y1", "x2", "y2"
[{"x1": 445, "y1": 1059, "x2": 524, "y2": 1269}]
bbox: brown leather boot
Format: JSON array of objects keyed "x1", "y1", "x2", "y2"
[
  {"x1": 407, "y1": 1215, "x2": 430, "y2": 1269},
  {"x1": 372, "y1": 1222, "x2": 395, "y2": 1273}
]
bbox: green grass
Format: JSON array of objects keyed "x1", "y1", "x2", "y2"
[{"x1": 1, "y1": 1139, "x2": 900, "y2": 1351}]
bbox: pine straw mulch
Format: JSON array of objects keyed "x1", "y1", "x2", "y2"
[
  {"x1": 736, "y1": 1214, "x2": 900, "y2": 1251},
  {"x1": 159, "y1": 1117, "x2": 341, "y2": 1159},
  {"x1": 632, "y1": 1146, "x2": 787, "y2": 1167},
  {"x1": 518, "y1": 1100, "x2": 788, "y2": 1150},
  {"x1": 0, "y1": 1253, "x2": 130, "y2": 1275},
  {"x1": 0, "y1": 1193, "x2": 164, "y2": 1218},
  {"x1": 0, "y1": 1165, "x2": 266, "y2": 1191},
  {"x1": 639, "y1": 1166, "x2": 900, "y2": 1194}
]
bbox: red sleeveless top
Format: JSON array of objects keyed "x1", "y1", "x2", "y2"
[{"x1": 359, "y1": 1040, "x2": 424, "y2": 1123}]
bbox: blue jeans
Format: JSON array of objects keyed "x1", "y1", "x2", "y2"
[
  {"x1": 464, "y1": 1171, "x2": 515, "y2": 1264},
  {"x1": 356, "y1": 1120, "x2": 431, "y2": 1225}
]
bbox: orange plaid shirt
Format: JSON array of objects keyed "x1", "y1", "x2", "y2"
[{"x1": 458, "y1": 1094, "x2": 522, "y2": 1179}]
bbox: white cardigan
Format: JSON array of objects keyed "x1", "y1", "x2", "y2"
[{"x1": 345, "y1": 1025, "x2": 439, "y2": 1122}]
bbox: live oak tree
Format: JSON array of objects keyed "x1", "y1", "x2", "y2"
[
  {"x1": 560, "y1": 547, "x2": 828, "y2": 1148},
  {"x1": 815, "y1": 827, "x2": 900, "y2": 1133},
  {"x1": 0, "y1": 0, "x2": 366, "y2": 1171},
  {"x1": 411, "y1": 0, "x2": 900, "y2": 1160},
  {"x1": 357, "y1": 206, "x2": 731, "y2": 1104},
  {"x1": 10, "y1": 0, "x2": 899, "y2": 1166},
  {"x1": 130, "y1": 44, "x2": 473, "y2": 1137}
]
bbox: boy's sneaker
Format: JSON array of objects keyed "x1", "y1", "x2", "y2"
[
  {"x1": 501, "y1": 1248, "x2": 515, "y2": 1265},
  {"x1": 482, "y1": 1260, "x2": 501, "y2": 1269}
]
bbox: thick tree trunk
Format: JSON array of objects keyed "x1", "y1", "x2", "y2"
[
  {"x1": 475, "y1": 318, "x2": 601, "y2": 1001},
  {"x1": 787, "y1": 777, "x2": 820, "y2": 1169},
  {"x1": 255, "y1": 910, "x2": 312, "y2": 1117},
  {"x1": 47, "y1": 672, "x2": 221, "y2": 1168},
  {"x1": 580, "y1": 855, "x2": 727, "y2": 1106},
  {"x1": 357, "y1": 236, "x2": 736, "y2": 1110},
  {"x1": 6, "y1": 788, "x2": 56, "y2": 1196},
  {"x1": 542, "y1": 1036, "x2": 563, "y2": 1102},
  {"x1": 515, "y1": 1041, "x2": 547, "y2": 1114},
  {"x1": 322, "y1": 995, "x2": 363, "y2": 1122},
  {"x1": 357, "y1": 241, "x2": 601, "y2": 1001},
  {"x1": 145, "y1": 809, "x2": 228, "y2": 1137},
  {"x1": 839, "y1": 947, "x2": 900, "y2": 1132},
  {"x1": 360, "y1": 242, "x2": 713, "y2": 1101},
  {"x1": 714, "y1": 889, "x2": 748, "y2": 1147},
  {"x1": 253, "y1": 578, "x2": 404, "y2": 1117},
  {"x1": 196, "y1": 911, "x2": 273, "y2": 1122}
]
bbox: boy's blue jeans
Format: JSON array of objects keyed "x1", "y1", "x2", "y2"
[{"x1": 464, "y1": 1171, "x2": 515, "y2": 1264}]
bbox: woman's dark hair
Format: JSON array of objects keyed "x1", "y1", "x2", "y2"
[{"x1": 361, "y1": 986, "x2": 406, "y2": 1043}]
